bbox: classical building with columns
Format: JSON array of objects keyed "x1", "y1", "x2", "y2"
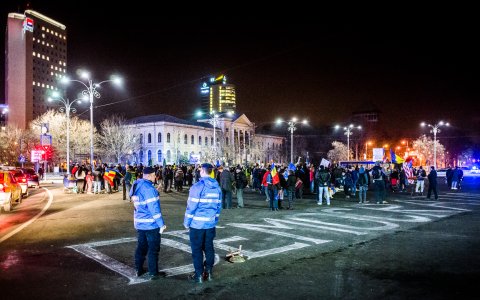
[{"x1": 126, "y1": 114, "x2": 285, "y2": 166}]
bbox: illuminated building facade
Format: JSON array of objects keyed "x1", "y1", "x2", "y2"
[
  {"x1": 200, "y1": 74, "x2": 236, "y2": 115},
  {"x1": 5, "y1": 10, "x2": 67, "y2": 129}
]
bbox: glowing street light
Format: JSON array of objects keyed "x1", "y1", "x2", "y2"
[
  {"x1": 335, "y1": 124, "x2": 362, "y2": 161},
  {"x1": 48, "y1": 91, "x2": 87, "y2": 172},
  {"x1": 276, "y1": 117, "x2": 308, "y2": 163},
  {"x1": 420, "y1": 120, "x2": 450, "y2": 169},
  {"x1": 61, "y1": 72, "x2": 122, "y2": 168},
  {"x1": 196, "y1": 110, "x2": 234, "y2": 160}
]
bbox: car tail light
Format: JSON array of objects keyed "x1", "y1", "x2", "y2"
[{"x1": 21, "y1": 177, "x2": 27, "y2": 183}]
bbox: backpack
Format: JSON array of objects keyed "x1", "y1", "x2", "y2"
[
  {"x1": 372, "y1": 167, "x2": 381, "y2": 179},
  {"x1": 421, "y1": 170, "x2": 426, "y2": 177}
]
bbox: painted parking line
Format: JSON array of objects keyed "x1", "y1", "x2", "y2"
[
  {"x1": 66, "y1": 197, "x2": 475, "y2": 284},
  {"x1": 67, "y1": 236, "x2": 220, "y2": 285}
]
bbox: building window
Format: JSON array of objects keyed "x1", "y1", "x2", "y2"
[
  {"x1": 167, "y1": 150, "x2": 171, "y2": 162},
  {"x1": 147, "y1": 133, "x2": 152, "y2": 143},
  {"x1": 184, "y1": 134, "x2": 188, "y2": 144},
  {"x1": 211, "y1": 137, "x2": 214, "y2": 146},
  {"x1": 199, "y1": 136, "x2": 202, "y2": 145},
  {"x1": 139, "y1": 150, "x2": 144, "y2": 163},
  {"x1": 147, "y1": 150, "x2": 152, "y2": 165},
  {"x1": 167, "y1": 133, "x2": 170, "y2": 143},
  {"x1": 157, "y1": 150, "x2": 162, "y2": 162},
  {"x1": 205, "y1": 136, "x2": 208, "y2": 146},
  {"x1": 158, "y1": 133, "x2": 162, "y2": 143},
  {"x1": 191, "y1": 135, "x2": 195, "y2": 145},
  {"x1": 226, "y1": 137, "x2": 229, "y2": 146},
  {"x1": 139, "y1": 134, "x2": 143, "y2": 144}
]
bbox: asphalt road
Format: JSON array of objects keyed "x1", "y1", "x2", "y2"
[{"x1": 1, "y1": 177, "x2": 479, "y2": 300}]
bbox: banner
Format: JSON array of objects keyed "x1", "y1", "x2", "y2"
[
  {"x1": 372, "y1": 148, "x2": 384, "y2": 162},
  {"x1": 320, "y1": 158, "x2": 330, "y2": 168}
]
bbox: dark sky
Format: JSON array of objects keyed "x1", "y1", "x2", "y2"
[{"x1": 2, "y1": 2, "x2": 479, "y2": 141}]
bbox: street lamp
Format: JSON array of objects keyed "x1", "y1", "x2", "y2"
[
  {"x1": 335, "y1": 124, "x2": 362, "y2": 161},
  {"x1": 48, "y1": 91, "x2": 86, "y2": 173},
  {"x1": 420, "y1": 121, "x2": 450, "y2": 169},
  {"x1": 61, "y1": 72, "x2": 122, "y2": 168},
  {"x1": 276, "y1": 117, "x2": 308, "y2": 163},
  {"x1": 196, "y1": 110, "x2": 233, "y2": 161}
]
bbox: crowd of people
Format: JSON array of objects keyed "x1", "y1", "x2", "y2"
[{"x1": 65, "y1": 159, "x2": 455, "y2": 206}]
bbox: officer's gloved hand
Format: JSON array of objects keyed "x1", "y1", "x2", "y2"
[{"x1": 160, "y1": 225, "x2": 167, "y2": 234}]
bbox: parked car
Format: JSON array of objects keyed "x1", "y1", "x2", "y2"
[
  {"x1": 18, "y1": 167, "x2": 40, "y2": 188},
  {"x1": 0, "y1": 170, "x2": 23, "y2": 212},
  {"x1": 10, "y1": 169, "x2": 29, "y2": 197}
]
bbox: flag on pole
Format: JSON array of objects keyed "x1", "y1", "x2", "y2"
[
  {"x1": 390, "y1": 149, "x2": 405, "y2": 164},
  {"x1": 403, "y1": 161, "x2": 414, "y2": 184},
  {"x1": 271, "y1": 162, "x2": 280, "y2": 185}
]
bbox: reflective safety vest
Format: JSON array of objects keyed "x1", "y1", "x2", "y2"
[
  {"x1": 184, "y1": 176, "x2": 222, "y2": 229},
  {"x1": 131, "y1": 179, "x2": 165, "y2": 230}
]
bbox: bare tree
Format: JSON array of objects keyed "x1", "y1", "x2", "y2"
[
  {"x1": 327, "y1": 141, "x2": 351, "y2": 163},
  {"x1": 97, "y1": 115, "x2": 138, "y2": 164},
  {"x1": 0, "y1": 124, "x2": 35, "y2": 165},
  {"x1": 30, "y1": 110, "x2": 92, "y2": 164},
  {"x1": 413, "y1": 135, "x2": 446, "y2": 167}
]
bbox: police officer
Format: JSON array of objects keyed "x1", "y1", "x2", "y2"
[
  {"x1": 131, "y1": 166, "x2": 166, "y2": 280},
  {"x1": 184, "y1": 163, "x2": 222, "y2": 283}
]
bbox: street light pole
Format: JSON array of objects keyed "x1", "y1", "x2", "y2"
[
  {"x1": 48, "y1": 92, "x2": 85, "y2": 173},
  {"x1": 420, "y1": 121, "x2": 450, "y2": 169},
  {"x1": 61, "y1": 72, "x2": 122, "y2": 169},
  {"x1": 335, "y1": 124, "x2": 362, "y2": 161},
  {"x1": 276, "y1": 117, "x2": 308, "y2": 163}
]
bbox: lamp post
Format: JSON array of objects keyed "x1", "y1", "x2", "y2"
[
  {"x1": 48, "y1": 91, "x2": 86, "y2": 173},
  {"x1": 335, "y1": 124, "x2": 362, "y2": 161},
  {"x1": 61, "y1": 71, "x2": 122, "y2": 169},
  {"x1": 197, "y1": 110, "x2": 233, "y2": 162},
  {"x1": 276, "y1": 117, "x2": 308, "y2": 163},
  {"x1": 420, "y1": 121, "x2": 450, "y2": 169}
]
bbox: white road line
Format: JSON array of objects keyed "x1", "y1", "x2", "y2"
[
  {"x1": 67, "y1": 237, "x2": 219, "y2": 285},
  {"x1": 0, "y1": 188, "x2": 53, "y2": 244}
]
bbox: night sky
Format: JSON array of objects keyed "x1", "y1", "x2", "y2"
[{"x1": 1, "y1": 2, "x2": 479, "y2": 144}]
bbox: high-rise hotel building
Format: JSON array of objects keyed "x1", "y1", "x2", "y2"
[
  {"x1": 5, "y1": 10, "x2": 67, "y2": 129},
  {"x1": 200, "y1": 74, "x2": 236, "y2": 115}
]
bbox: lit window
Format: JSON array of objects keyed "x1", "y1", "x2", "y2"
[
  {"x1": 37, "y1": 53, "x2": 41, "y2": 57},
  {"x1": 55, "y1": 67, "x2": 58, "y2": 70},
  {"x1": 46, "y1": 57, "x2": 49, "y2": 61},
  {"x1": 51, "y1": 65, "x2": 53, "y2": 69},
  {"x1": 33, "y1": 37, "x2": 35, "y2": 41},
  {"x1": 33, "y1": 51, "x2": 36, "y2": 56},
  {"x1": 59, "y1": 34, "x2": 62, "y2": 38},
  {"x1": 47, "y1": 29, "x2": 50, "y2": 33},
  {"x1": 42, "y1": 33, "x2": 45, "y2": 38},
  {"x1": 42, "y1": 26, "x2": 45, "y2": 31},
  {"x1": 63, "y1": 69, "x2": 66, "y2": 73},
  {"x1": 51, "y1": 44, "x2": 54, "y2": 48},
  {"x1": 50, "y1": 72, "x2": 53, "y2": 76},
  {"x1": 55, "y1": 32, "x2": 58, "y2": 36},
  {"x1": 46, "y1": 43, "x2": 49, "y2": 47},
  {"x1": 41, "y1": 83, "x2": 45, "y2": 87},
  {"x1": 42, "y1": 55, "x2": 45, "y2": 59},
  {"x1": 42, "y1": 41, "x2": 45, "y2": 45},
  {"x1": 33, "y1": 81, "x2": 36, "y2": 85}
]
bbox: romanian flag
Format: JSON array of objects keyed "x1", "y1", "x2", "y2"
[
  {"x1": 103, "y1": 170, "x2": 117, "y2": 187},
  {"x1": 390, "y1": 149, "x2": 405, "y2": 164},
  {"x1": 271, "y1": 163, "x2": 280, "y2": 185}
]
